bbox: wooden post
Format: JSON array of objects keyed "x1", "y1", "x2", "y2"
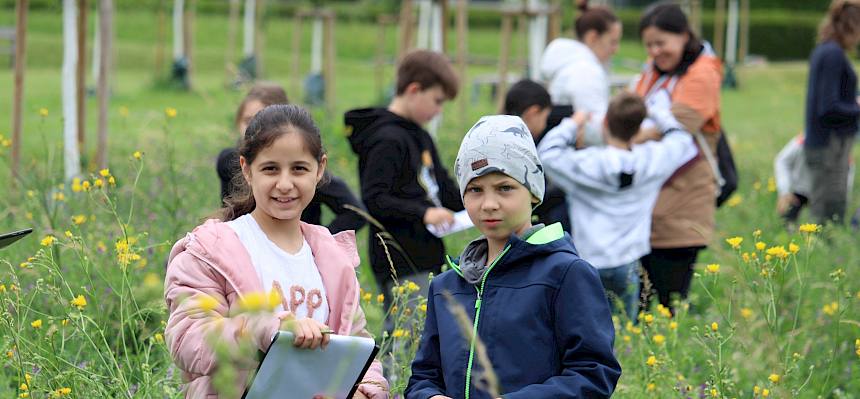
[
  {"x1": 96, "y1": 0, "x2": 112, "y2": 169},
  {"x1": 323, "y1": 10, "x2": 336, "y2": 112},
  {"x1": 254, "y1": 0, "x2": 264, "y2": 78},
  {"x1": 11, "y1": 0, "x2": 28, "y2": 181},
  {"x1": 226, "y1": 0, "x2": 239, "y2": 78},
  {"x1": 375, "y1": 15, "x2": 391, "y2": 99},
  {"x1": 439, "y1": 0, "x2": 448, "y2": 53},
  {"x1": 76, "y1": 0, "x2": 87, "y2": 149},
  {"x1": 713, "y1": 0, "x2": 726, "y2": 60},
  {"x1": 184, "y1": 0, "x2": 195, "y2": 88},
  {"x1": 63, "y1": 0, "x2": 81, "y2": 180},
  {"x1": 291, "y1": 11, "x2": 301, "y2": 97},
  {"x1": 456, "y1": 0, "x2": 467, "y2": 123},
  {"x1": 155, "y1": 0, "x2": 165, "y2": 77},
  {"x1": 398, "y1": 0, "x2": 414, "y2": 61},
  {"x1": 689, "y1": 0, "x2": 702, "y2": 37},
  {"x1": 496, "y1": 12, "x2": 513, "y2": 113},
  {"x1": 739, "y1": 0, "x2": 749, "y2": 64},
  {"x1": 548, "y1": 1, "x2": 561, "y2": 42}
]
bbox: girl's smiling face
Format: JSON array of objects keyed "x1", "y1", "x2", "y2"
[{"x1": 241, "y1": 129, "x2": 326, "y2": 223}]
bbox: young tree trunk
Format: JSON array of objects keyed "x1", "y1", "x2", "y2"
[
  {"x1": 11, "y1": 0, "x2": 29, "y2": 182},
  {"x1": 76, "y1": 0, "x2": 87, "y2": 149},
  {"x1": 96, "y1": 0, "x2": 112, "y2": 169}
]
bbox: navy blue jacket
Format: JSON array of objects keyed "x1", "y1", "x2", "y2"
[
  {"x1": 804, "y1": 40, "x2": 860, "y2": 148},
  {"x1": 406, "y1": 224, "x2": 621, "y2": 399}
]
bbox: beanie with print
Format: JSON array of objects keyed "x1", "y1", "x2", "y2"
[{"x1": 454, "y1": 115, "x2": 545, "y2": 205}]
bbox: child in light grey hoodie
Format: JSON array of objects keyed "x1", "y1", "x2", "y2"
[{"x1": 537, "y1": 90, "x2": 697, "y2": 319}]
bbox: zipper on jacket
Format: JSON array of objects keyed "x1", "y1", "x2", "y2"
[{"x1": 464, "y1": 245, "x2": 510, "y2": 399}]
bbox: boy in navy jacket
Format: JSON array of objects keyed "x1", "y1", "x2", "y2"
[{"x1": 406, "y1": 115, "x2": 620, "y2": 399}]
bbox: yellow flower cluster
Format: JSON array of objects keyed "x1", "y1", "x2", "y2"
[
  {"x1": 41, "y1": 235, "x2": 56, "y2": 246},
  {"x1": 71, "y1": 294, "x2": 87, "y2": 310},
  {"x1": 115, "y1": 237, "x2": 142, "y2": 267},
  {"x1": 725, "y1": 236, "x2": 743, "y2": 249},
  {"x1": 646, "y1": 355, "x2": 657, "y2": 367},
  {"x1": 0, "y1": 133, "x2": 11, "y2": 148},
  {"x1": 196, "y1": 294, "x2": 219, "y2": 312},
  {"x1": 238, "y1": 290, "x2": 281, "y2": 312},
  {"x1": 768, "y1": 373, "x2": 780, "y2": 383},
  {"x1": 705, "y1": 263, "x2": 720, "y2": 274},
  {"x1": 50, "y1": 387, "x2": 72, "y2": 398},
  {"x1": 765, "y1": 246, "x2": 789, "y2": 260},
  {"x1": 165, "y1": 107, "x2": 178, "y2": 118},
  {"x1": 822, "y1": 301, "x2": 839, "y2": 316},
  {"x1": 391, "y1": 329, "x2": 410, "y2": 338},
  {"x1": 798, "y1": 223, "x2": 820, "y2": 233}
]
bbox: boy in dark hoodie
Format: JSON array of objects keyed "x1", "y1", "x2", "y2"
[
  {"x1": 345, "y1": 50, "x2": 463, "y2": 303},
  {"x1": 406, "y1": 115, "x2": 620, "y2": 399}
]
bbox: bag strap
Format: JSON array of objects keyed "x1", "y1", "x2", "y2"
[{"x1": 693, "y1": 131, "x2": 725, "y2": 195}]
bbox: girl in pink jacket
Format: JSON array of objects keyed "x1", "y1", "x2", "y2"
[{"x1": 165, "y1": 104, "x2": 388, "y2": 398}]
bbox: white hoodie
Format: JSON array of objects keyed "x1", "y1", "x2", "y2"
[
  {"x1": 536, "y1": 118, "x2": 698, "y2": 269},
  {"x1": 539, "y1": 38, "x2": 609, "y2": 147}
]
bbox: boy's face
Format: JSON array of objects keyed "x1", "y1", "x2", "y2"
[
  {"x1": 521, "y1": 105, "x2": 551, "y2": 140},
  {"x1": 463, "y1": 172, "x2": 534, "y2": 245},
  {"x1": 403, "y1": 83, "x2": 447, "y2": 125}
]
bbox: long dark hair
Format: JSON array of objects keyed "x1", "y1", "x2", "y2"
[
  {"x1": 639, "y1": 2, "x2": 703, "y2": 75},
  {"x1": 818, "y1": 0, "x2": 860, "y2": 49},
  {"x1": 221, "y1": 104, "x2": 327, "y2": 221},
  {"x1": 574, "y1": 0, "x2": 619, "y2": 40}
]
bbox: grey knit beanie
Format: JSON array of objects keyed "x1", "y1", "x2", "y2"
[{"x1": 454, "y1": 115, "x2": 545, "y2": 205}]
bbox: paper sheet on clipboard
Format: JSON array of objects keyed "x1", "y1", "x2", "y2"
[{"x1": 426, "y1": 210, "x2": 474, "y2": 238}]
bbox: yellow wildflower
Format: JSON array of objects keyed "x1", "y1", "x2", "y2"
[
  {"x1": 108, "y1": 176, "x2": 116, "y2": 186},
  {"x1": 39, "y1": 108, "x2": 48, "y2": 117},
  {"x1": 406, "y1": 281, "x2": 420, "y2": 293},
  {"x1": 669, "y1": 321, "x2": 678, "y2": 330},
  {"x1": 652, "y1": 334, "x2": 666, "y2": 345},
  {"x1": 71, "y1": 294, "x2": 87, "y2": 310},
  {"x1": 643, "y1": 314, "x2": 654, "y2": 324},
  {"x1": 6, "y1": 350, "x2": 12, "y2": 358},
  {"x1": 19, "y1": 393, "x2": 29, "y2": 398},
  {"x1": 0, "y1": 284, "x2": 5, "y2": 293},
  {"x1": 26, "y1": 190, "x2": 34, "y2": 198},
  {"x1": 705, "y1": 263, "x2": 720, "y2": 274},
  {"x1": 41, "y1": 235, "x2": 56, "y2": 246},
  {"x1": 59, "y1": 387, "x2": 71, "y2": 395},
  {"x1": 766, "y1": 246, "x2": 789, "y2": 259},
  {"x1": 710, "y1": 388, "x2": 718, "y2": 397},
  {"x1": 726, "y1": 194, "x2": 742, "y2": 207},
  {"x1": 99, "y1": 168, "x2": 110, "y2": 177},
  {"x1": 419, "y1": 303, "x2": 427, "y2": 313},
  {"x1": 742, "y1": 252, "x2": 751, "y2": 263},
  {"x1": 622, "y1": 335, "x2": 631, "y2": 343},
  {"x1": 725, "y1": 236, "x2": 743, "y2": 249},
  {"x1": 81, "y1": 180, "x2": 91, "y2": 191},
  {"x1": 71, "y1": 214, "x2": 87, "y2": 225},
  {"x1": 754, "y1": 385, "x2": 761, "y2": 395},
  {"x1": 789, "y1": 243, "x2": 799, "y2": 254},
  {"x1": 376, "y1": 294, "x2": 384, "y2": 304},
  {"x1": 392, "y1": 329, "x2": 409, "y2": 338},
  {"x1": 753, "y1": 229, "x2": 762, "y2": 237},
  {"x1": 133, "y1": 150, "x2": 143, "y2": 160},
  {"x1": 64, "y1": 230, "x2": 73, "y2": 238},
  {"x1": 119, "y1": 106, "x2": 129, "y2": 117},
  {"x1": 823, "y1": 301, "x2": 839, "y2": 316},
  {"x1": 20, "y1": 383, "x2": 28, "y2": 391},
  {"x1": 646, "y1": 383, "x2": 655, "y2": 392},
  {"x1": 71, "y1": 177, "x2": 82, "y2": 192},
  {"x1": 154, "y1": 333, "x2": 164, "y2": 343},
  {"x1": 196, "y1": 295, "x2": 219, "y2": 312},
  {"x1": 755, "y1": 241, "x2": 766, "y2": 251},
  {"x1": 762, "y1": 388, "x2": 770, "y2": 397},
  {"x1": 710, "y1": 322, "x2": 718, "y2": 332},
  {"x1": 767, "y1": 177, "x2": 776, "y2": 192},
  {"x1": 646, "y1": 355, "x2": 657, "y2": 367},
  {"x1": 1, "y1": 139, "x2": 9, "y2": 148},
  {"x1": 740, "y1": 308, "x2": 753, "y2": 319},
  {"x1": 61, "y1": 319, "x2": 69, "y2": 326},
  {"x1": 165, "y1": 107, "x2": 178, "y2": 118},
  {"x1": 361, "y1": 292, "x2": 372, "y2": 302},
  {"x1": 30, "y1": 319, "x2": 42, "y2": 329},
  {"x1": 799, "y1": 223, "x2": 820, "y2": 233},
  {"x1": 768, "y1": 373, "x2": 780, "y2": 383},
  {"x1": 53, "y1": 192, "x2": 65, "y2": 201},
  {"x1": 94, "y1": 178, "x2": 104, "y2": 188}
]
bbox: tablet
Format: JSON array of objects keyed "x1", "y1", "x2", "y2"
[
  {"x1": 243, "y1": 331, "x2": 379, "y2": 399},
  {"x1": 0, "y1": 228, "x2": 32, "y2": 249}
]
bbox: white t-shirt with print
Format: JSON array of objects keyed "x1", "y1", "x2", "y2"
[{"x1": 227, "y1": 214, "x2": 330, "y2": 324}]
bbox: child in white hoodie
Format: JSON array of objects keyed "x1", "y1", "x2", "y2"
[{"x1": 537, "y1": 91, "x2": 697, "y2": 319}]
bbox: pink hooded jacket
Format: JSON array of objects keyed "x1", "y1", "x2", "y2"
[{"x1": 165, "y1": 219, "x2": 388, "y2": 398}]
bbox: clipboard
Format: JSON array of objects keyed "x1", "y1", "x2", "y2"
[
  {"x1": 0, "y1": 228, "x2": 33, "y2": 249},
  {"x1": 243, "y1": 331, "x2": 379, "y2": 399}
]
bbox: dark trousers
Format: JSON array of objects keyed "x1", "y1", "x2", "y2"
[
  {"x1": 640, "y1": 247, "x2": 703, "y2": 312},
  {"x1": 805, "y1": 133, "x2": 855, "y2": 224},
  {"x1": 781, "y1": 193, "x2": 809, "y2": 223}
]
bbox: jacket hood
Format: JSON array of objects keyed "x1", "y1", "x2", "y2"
[
  {"x1": 345, "y1": 107, "x2": 422, "y2": 155},
  {"x1": 540, "y1": 38, "x2": 602, "y2": 82},
  {"x1": 448, "y1": 223, "x2": 577, "y2": 284}
]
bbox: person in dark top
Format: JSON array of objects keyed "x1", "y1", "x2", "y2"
[
  {"x1": 345, "y1": 50, "x2": 463, "y2": 304},
  {"x1": 503, "y1": 79, "x2": 572, "y2": 233},
  {"x1": 217, "y1": 82, "x2": 366, "y2": 233},
  {"x1": 803, "y1": 0, "x2": 860, "y2": 224}
]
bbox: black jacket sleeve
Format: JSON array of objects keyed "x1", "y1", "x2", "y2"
[
  {"x1": 361, "y1": 137, "x2": 430, "y2": 223},
  {"x1": 815, "y1": 48, "x2": 860, "y2": 127},
  {"x1": 432, "y1": 149, "x2": 465, "y2": 212},
  {"x1": 314, "y1": 174, "x2": 367, "y2": 234}
]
